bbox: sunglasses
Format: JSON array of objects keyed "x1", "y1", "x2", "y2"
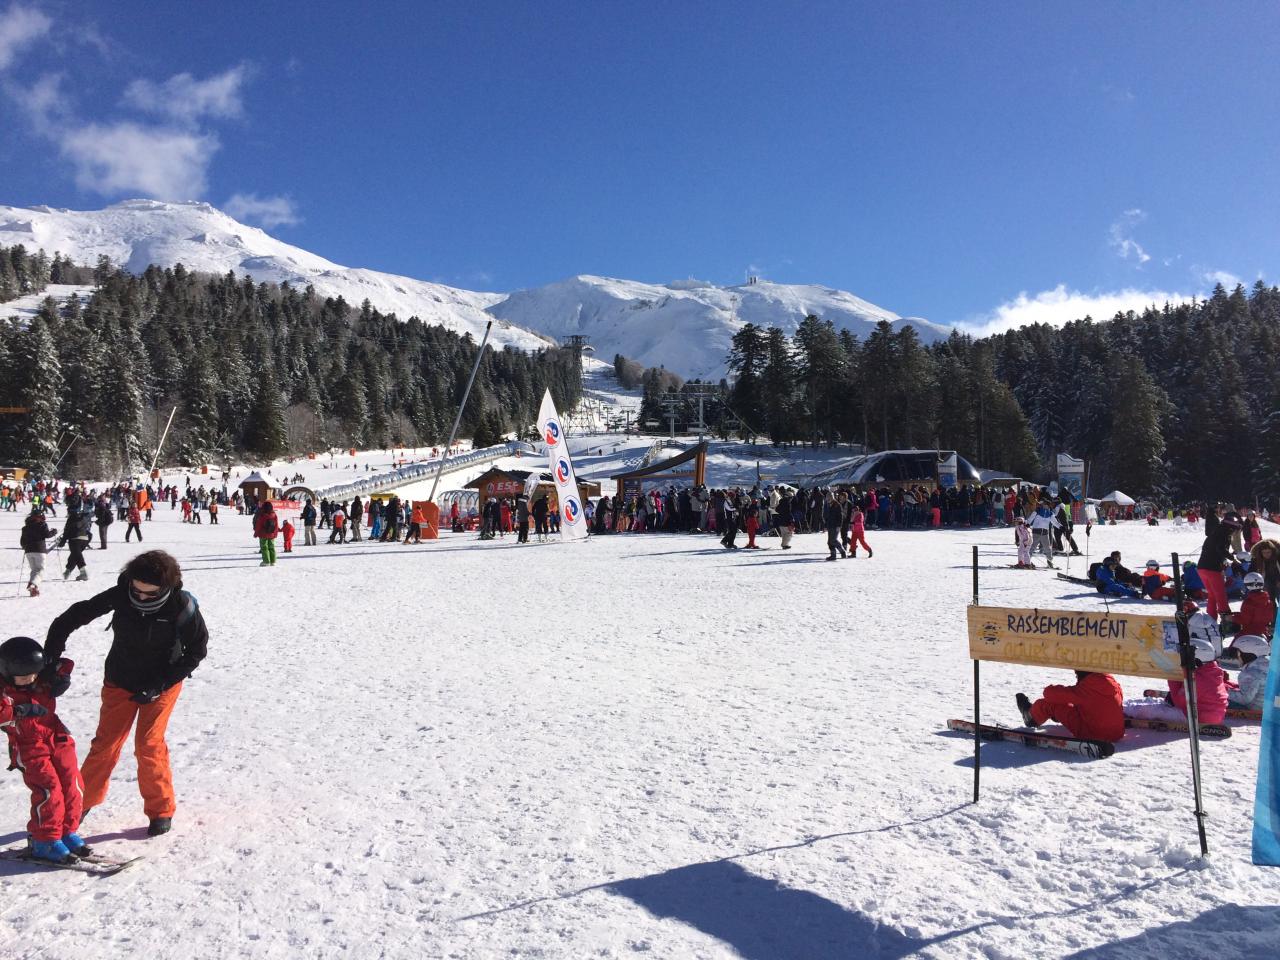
[{"x1": 131, "y1": 585, "x2": 162, "y2": 600}]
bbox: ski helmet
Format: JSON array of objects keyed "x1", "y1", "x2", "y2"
[
  {"x1": 0, "y1": 636, "x2": 44, "y2": 680},
  {"x1": 1190, "y1": 636, "x2": 1217, "y2": 665},
  {"x1": 1145, "y1": 559, "x2": 1160, "y2": 570},
  {"x1": 1244, "y1": 571, "x2": 1265, "y2": 593},
  {"x1": 1187, "y1": 612, "x2": 1222, "y2": 657},
  {"x1": 1231, "y1": 634, "x2": 1270, "y2": 657}
]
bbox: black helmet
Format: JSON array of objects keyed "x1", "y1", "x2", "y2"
[{"x1": 0, "y1": 636, "x2": 45, "y2": 680}]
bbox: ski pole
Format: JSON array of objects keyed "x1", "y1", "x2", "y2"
[{"x1": 15, "y1": 555, "x2": 25, "y2": 596}]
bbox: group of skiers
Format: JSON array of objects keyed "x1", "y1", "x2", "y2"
[
  {"x1": 1014, "y1": 502, "x2": 1275, "y2": 743},
  {"x1": 478, "y1": 494, "x2": 558, "y2": 542},
  {"x1": 1, "y1": 549, "x2": 208, "y2": 864}
]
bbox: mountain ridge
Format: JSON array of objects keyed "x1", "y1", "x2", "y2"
[{"x1": 0, "y1": 200, "x2": 951, "y2": 378}]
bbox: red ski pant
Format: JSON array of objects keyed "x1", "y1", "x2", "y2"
[
  {"x1": 16, "y1": 733, "x2": 84, "y2": 841},
  {"x1": 81, "y1": 682, "x2": 183, "y2": 818},
  {"x1": 1029, "y1": 699, "x2": 1089, "y2": 740},
  {"x1": 850, "y1": 530, "x2": 871, "y2": 553},
  {"x1": 746, "y1": 518, "x2": 759, "y2": 547},
  {"x1": 1197, "y1": 568, "x2": 1230, "y2": 619}
]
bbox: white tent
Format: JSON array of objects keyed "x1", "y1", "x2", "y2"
[{"x1": 1099, "y1": 490, "x2": 1135, "y2": 507}]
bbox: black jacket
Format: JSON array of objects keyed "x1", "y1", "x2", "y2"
[
  {"x1": 1197, "y1": 524, "x2": 1234, "y2": 573},
  {"x1": 20, "y1": 515, "x2": 55, "y2": 553},
  {"x1": 45, "y1": 576, "x2": 208, "y2": 695},
  {"x1": 62, "y1": 508, "x2": 92, "y2": 542}
]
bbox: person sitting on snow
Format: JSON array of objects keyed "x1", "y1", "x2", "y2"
[
  {"x1": 1015, "y1": 671, "x2": 1125, "y2": 742},
  {"x1": 1232, "y1": 572, "x2": 1275, "y2": 638},
  {"x1": 1125, "y1": 621, "x2": 1233, "y2": 725},
  {"x1": 1226, "y1": 634, "x2": 1270, "y2": 711},
  {"x1": 1180, "y1": 561, "x2": 1209, "y2": 601},
  {"x1": 1141, "y1": 560, "x2": 1175, "y2": 601},
  {"x1": 1095, "y1": 557, "x2": 1140, "y2": 597}
]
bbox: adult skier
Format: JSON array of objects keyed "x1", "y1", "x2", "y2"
[
  {"x1": 1197, "y1": 509, "x2": 1241, "y2": 623},
  {"x1": 93, "y1": 495, "x2": 113, "y2": 550},
  {"x1": 1028, "y1": 503, "x2": 1059, "y2": 568},
  {"x1": 822, "y1": 491, "x2": 846, "y2": 561},
  {"x1": 253, "y1": 501, "x2": 279, "y2": 566},
  {"x1": 58, "y1": 493, "x2": 93, "y2": 581},
  {"x1": 44, "y1": 550, "x2": 207, "y2": 837}
]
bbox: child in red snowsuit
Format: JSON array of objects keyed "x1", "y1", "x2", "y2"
[
  {"x1": 1016, "y1": 671, "x2": 1125, "y2": 742},
  {"x1": 0, "y1": 636, "x2": 89, "y2": 863},
  {"x1": 849, "y1": 507, "x2": 872, "y2": 557},
  {"x1": 281, "y1": 519, "x2": 295, "y2": 553},
  {"x1": 1232, "y1": 574, "x2": 1275, "y2": 638}
]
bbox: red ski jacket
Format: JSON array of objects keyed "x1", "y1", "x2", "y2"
[
  {"x1": 1039, "y1": 673, "x2": 1125, "y2": 742},
  {"x1": 0, "y1": 659, "x2": 75, "y2": 758},
  {"x1": 1170, "y1": 662, "x2": 1236, "y2": 725},
  {"x1": 1233, "y1": 592, "x2": 1275, "y2": 638}
]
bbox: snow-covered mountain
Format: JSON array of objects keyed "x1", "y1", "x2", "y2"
[
  {"x1": 0, "y1": 200, "x2": 550, "y2": 351},
  {"x1": 0, "y1": 201, "x2": 949, "y2": 378},
  {"x1": 489, "y1": 275, "x2": 949, "y2": 380}
]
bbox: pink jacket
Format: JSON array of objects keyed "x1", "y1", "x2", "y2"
[{"x1": 1169, "y1": 662, "x2": 1236, "y2": 724}]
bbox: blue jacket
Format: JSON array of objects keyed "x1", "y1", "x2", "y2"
[
  {"x1": 1182, "y1": 563, "x2": 1205, "y2": 592},
  {"x1": 1096, "y1": 564, "x2": 1139, "y2": 597}
]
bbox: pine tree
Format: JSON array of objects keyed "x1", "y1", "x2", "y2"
[
  {"x1": 10, "y1": 317, "x2": 65, "y2": 473},
  {"x1": 243, "y1": 365, "x2": 289, "y2": 459},
  {"x1": 1102, "y1": 356, "x2": 1168, "y2": 496},
  {"x1": 727, "y1": 323, "x2": 768, "y2": 436},
  {"x1": 761, "y1": 327, "x2": 796, "y2": 444}
]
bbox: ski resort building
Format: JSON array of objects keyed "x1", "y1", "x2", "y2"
[{"x1": 806, "y1": 449, "x2": 984, "y2": 490}]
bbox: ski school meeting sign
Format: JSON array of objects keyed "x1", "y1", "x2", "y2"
[{"x1": 967, "y1": 606, "x2": 1184, "y2": 680}]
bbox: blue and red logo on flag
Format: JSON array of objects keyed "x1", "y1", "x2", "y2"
[
  {"x1": 555, "y1": 458, "x2": 571, "y2": 484},
  {"x1": 544, "y1": 420, "x2": 561, "y2": 446},
  {"x1": 563, "y1": 497, "x2": 581, "y2": 524}
]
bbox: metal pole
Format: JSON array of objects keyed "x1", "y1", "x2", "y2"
[
  {"x1": 1171, "y1": 551, "x2": 1210, "y2": 856},
  {"x1": 148, "y1": 406, "x2": 179, "y2": 475},
  {"x1": 972, "y1": 545, "x2": 981, "y2": 803},
  {"x1": 429, "y1": 320, "x2": 492, "y2": 503},
  {"x1": 52, "y1": 434, "x2": 80, "y2": 473}
]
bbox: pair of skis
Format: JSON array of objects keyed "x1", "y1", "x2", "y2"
[
  {"x1": 0, "y1": 848, "x2": 141, "y2": 876},
  {"x1": 947, "y1": 718, "x2": 1115, "y2": 759}
]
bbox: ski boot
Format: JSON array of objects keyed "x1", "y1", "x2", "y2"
[
  {"x1": 75, "y1": 569, "x2": 89, "y2": 581},
  {"x1": 27, "y1": 584, "x2": 38, "y2": 597},
  {"x1": 62, "y1": 832, "x2": 93, "y2": 858},
  {"x1": 1015, "y1": 693, "x2": 1037, "y2": 727},
  {"x1": 147, "y1": 817, "x2": 172, "y2": 837},
  {"x1": 30, "y1": 839, "x2": 75, "y2": 864}
]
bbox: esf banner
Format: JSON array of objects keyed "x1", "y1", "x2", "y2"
[
  {"x1": 537, "y1": 390, "x2": 587, "y2": 541},
  {"x1": 967, "y1": 605, "x2": 1183, "y2": 680},
  {"x1": 1252, "y1": 617, "x2": 1280, "y2": 865}
]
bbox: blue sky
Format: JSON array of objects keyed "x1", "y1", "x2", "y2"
[{"x1": 0, "y1": 1, "x2": 1276, "y2": 331}]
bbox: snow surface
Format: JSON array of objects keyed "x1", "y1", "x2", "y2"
[
  {"x1": 0, "y1": 284, "x2": 97, "y2": 323},
  {"x1": 1, "y1": 504, "x2": 1276, "y2": 958},
  {"x1": 0, "y1": 202, "x2": 950, "y2": 378}
]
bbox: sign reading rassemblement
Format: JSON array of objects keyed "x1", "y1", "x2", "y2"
[{"x1": 967, "y1": 605, "x2": 1183, "y2": 680}]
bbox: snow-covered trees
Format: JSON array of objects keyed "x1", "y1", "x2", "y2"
[{"x1": 0, "y1": 255, "x2": 583, "y2": 475}]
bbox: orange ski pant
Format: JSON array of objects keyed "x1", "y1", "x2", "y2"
[{"x1": 81, "y1": 682, "x2": 183, "y2": 818}]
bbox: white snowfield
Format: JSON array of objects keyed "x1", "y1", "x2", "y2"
[
  {"x1": 0, "y1": 507, "x2": 1275, "y2": 959},
  {"x1": 0, "y1": 201, "x2": 948, "y2": 378},
  {"x1": 488, "y1": 274, "x2": 950, "y2": 381}
]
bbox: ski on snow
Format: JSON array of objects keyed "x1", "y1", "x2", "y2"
[
  {"x1": 0, "y1": 848, "x2": 142, "y2": 876},
  {"x1": 946, "y1": 718, "x2": 1115, "y2": 759},
  {"x1": 1141, "y1": 689, "x2": 1261, "y2": 721},
  {"x1": 1123, "y1": 716, "x2": 1233, "y2": 738}
]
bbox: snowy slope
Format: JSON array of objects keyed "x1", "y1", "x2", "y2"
[
  {"x1": 0, "y1": 202, "x2": 950, "y2": 379},
  {"x1": 488, "y1": 275, "x2": 950, "y2": 380},
  {"x1": 0, "y1": 201, "x2": 550, "y2": 351},
  {"x1": 0, "y1": 512, "x2": 1275, "y2": 959}
]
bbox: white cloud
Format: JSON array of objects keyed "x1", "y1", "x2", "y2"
[
  {"x1": 123, "y1": 65, "x2": 248, "y2": 123},
  {"x1": 1109, "y1": 208, "x2": 1151, "y2": 264},
  {"x1": 959, "y1": 284, "x2": 1194, "y2": 338},
  {"x1": 59, "y1": 122, "x2": 217, "y2": 199},
  {"x1": 224, "y1": 192, "x2": 300, "y2": 229},
  {"x1": 0, "y1": 3, "x2": 51, "y2": 70},
  {"x1": 1200, "y1": 269, "x2": 1241, "y2": 289}
]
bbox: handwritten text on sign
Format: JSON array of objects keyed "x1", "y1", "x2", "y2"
[{"x1": 967, "y1": 605, "x2": 1183, "y2": 680}]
